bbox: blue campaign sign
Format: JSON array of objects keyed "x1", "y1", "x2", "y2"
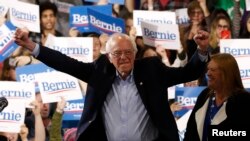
[
  {"x1": 88, "y1": 8, "x2": 125, "y2": 35},
  {"x1": 85, "y1": 0, "x2": 98, "y2": 2},
  {"x1": 15, "y1": 63, "x2": 55, "y2": 92},
  {"x1": 69, "y1": 4, "x2": 112, "y2": 33},
  {"x1": 174, "y1": 87, "x2": 206, "y2": 118},
  {"x1": 63, "y1": 97, "x2": 84, "y2": 121},
  {"x1": 109, "y1": 0, "x2": 124, "y2": 5},
  {"x1": 85, "y1": 0, "x2": 124, "y2": 4},
  {"x1": 0, "y1": 21, "x2": 18, "y2": 62}
]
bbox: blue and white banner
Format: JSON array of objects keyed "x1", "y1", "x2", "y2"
[
  {"x1": 175, "y1": 87, "x2": 206, "y2": 118},
  {"x1": 88, "y1": 8, "x2": 125, "y2": 35},
  {"x1": 45, "y1": 34, "x2": 93, "y2": 62},
  {"x1": 85, "y1": 0, "x2": 125, "y2": 5},
  {"x1": 133, "y1": 10, "x2": 176, "y2": 36},
  {"x1": 141, "y1": 21, "x2": 181, "y2": 50},
  {"x1": 69, "y1": 4, "x2": 112, "y2": 33},
  {"x1": 175, "y1": 87, "x2": 206, "y2": 138},
  {"x1": 0, "y1": 81, "x2": 35, "y2": 108},
  {"x1": 220, "y1": 39, "x2": 250, "y2": 88},
  {"x1": 9, "y1": 1, "x2": 40, "y2": 33},
  {"x1": 0, "y1": 21, "x2": 18, "y2": 62},
  {"x1": 16, "y1": 63, "x2": 55, "y2": 92},
  {"x1": 63, "y1": 97, "x2": 84, "y2": 121},
  {"x1": 35, "y1": 71, "x2": 83, "y2": 103},
  {"x1": 0, "y1": 99, "x2": 26, "y2": 133}
]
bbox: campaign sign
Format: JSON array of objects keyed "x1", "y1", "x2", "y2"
[
  {"x1": 0, "y1": 21, "x2": 18, "y2": 62},
  {"x1": 63, "y1": 97, "x2": 84, "y2": 121},
  {"x1": 0, "y1": 1, "x2": 8, "y2": 18},
  {"x1": 141, "y1": 21, "x2": 181, "y2": 50},
  {"x1": 69, "y1": 4, "x2": 112, "y2": 33},
  {"x1": 45, "y1": 34, "x2": 93, "y2": 62},
  {"x1": 108, "y1": 0, "x2": 124, "y2": 4},
  {"x1": 9, "y1": 1, "x2": 40, "y2": 33},
  {"x1": 85, "y1": 0, "x2": 124, "y2": 4},
  {"x1": 0, "y1": 81, "x2": 35, "y2": 108},
  {"x1": 175, "y1": 8, "x2": 189, "y2": 25},
  {"x1": 175, "y1": 86, "x2": 206, "y2": 118},
  {"x1": 88, "y1": 8, "x2": 125, "y2": 35},
  {"x1": 133, "y1": 10, "x2": 176, "y2": 36},
  {"x1": 35, "y1": 71, "x2": 83, "y2": 103},
  {"x1": 0, "y1": 99, "x2": 26, "y2": 133},
  {"x1": 220, "y1": 39, "x2": 250, "y2": 88},
  {"x1": 16, "y1": 63, "x2": 55, "y2": 92}
]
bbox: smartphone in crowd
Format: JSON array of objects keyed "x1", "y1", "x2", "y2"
[{"x1": 221, "y1": 30, "x2": 231, "y2": 39}]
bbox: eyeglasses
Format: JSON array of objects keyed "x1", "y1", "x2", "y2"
[
  {"x1": 110, "y1": 49, "x2": 134, "y2": 58},
  {"x1": 217, "y1": 24, "x2": 229, "y2": 29}
]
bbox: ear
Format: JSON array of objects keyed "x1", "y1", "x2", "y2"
[{"x1": 106, "y1": 54, "x2": 113, "y2": 63}]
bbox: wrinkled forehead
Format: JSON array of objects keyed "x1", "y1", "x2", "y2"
[{"x1": 109, "y1": 35, "x2": 133, "y2": 51}]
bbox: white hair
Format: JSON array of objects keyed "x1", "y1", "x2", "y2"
[{"x1": 105, "y1": 33, "x2": 138, "y2": 53}]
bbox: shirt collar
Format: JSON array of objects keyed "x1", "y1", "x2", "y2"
[{"x1": 115, "y1": 70, "x2": 134, "y2": 82}]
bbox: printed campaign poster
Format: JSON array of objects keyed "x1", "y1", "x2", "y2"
[
  {"x1": 175, "y1": 87, "x2": 206, "y2": 139},
  {"x1": 0, "y1": 1, "x2": 8, "y2": 18},
  {"x1": 9, "y1": 1, "x2": 40, "y2": 33},
  {"x1": 0, "y1": 81, "x2": 35, "y2": 108},
  {"x1": 85, "y1": 0, "x2": 125, "y2": 4},
  {"x1": 45, "y1": 34, "x2": 93, "y2": 62},
  {"x1": 0, "y1": 99, "x2": 26, "y2": 133},
  {"x1": 175, "y1": 87, "x2": 206, "y2": 118},
  {"x1": 220, "y1": 39, "x2": 250, "y2": 88},
  {"x1": 0, "y1": 21, "x2": 18, "y2": 62},
  {"x1": 175, "y1": 8, "x2": 189, "y2": 25},
  {"x1": 16, "y1": 63, "x2": 55, "y2": 92},
  {"x1": 35, "y1": 71, "x2": 83, "y2": 103},
  {"x1": 141, "y1": 21, "x2": 181, "y2": 50},
  {"x1": 88, "y1": 8, "x2": 125, "y2": 35},
  {"x1": 133, "y1": 10, "x2": 176, "y2": 36},
  {"x1": 69, "y1": 4, "x2": 112, "y2": 33},
  {"x1": 63, "y1": 97, "x2": 84, "y2": 121}
]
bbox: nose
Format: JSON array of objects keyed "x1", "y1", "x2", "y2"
[{"x1": 120, "y1": 52, "x2": 127, "y2": 59}]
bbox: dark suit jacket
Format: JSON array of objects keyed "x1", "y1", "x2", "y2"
[
  {"x1": 184, "y1": 88, "x2": 250, "y2": 141},
  {"x1": 37, "y1": 46, "x2": 207, "y2": 141}
]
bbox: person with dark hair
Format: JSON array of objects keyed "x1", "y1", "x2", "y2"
[
  {"x1": 30, "y1": 1, "x2": 63, "y2": 45},
  {"x1": 0, "y1": 134, "x2": 8, "y2": 141},
  {"x1": 15, "y1": 28, "x2": 209, "y2": 141},
  {"x1": 184, "y1": 53, "x2": 250, "y2": 141}
]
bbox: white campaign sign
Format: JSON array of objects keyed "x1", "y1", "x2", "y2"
[
  {"x1": 0, "y1": 1, "x2": 8, "y2": 18},
  {"x1": 133, "y1": 10, "x2": 176, "y2": 36},
  {"x1": 9, "y1": 1, "x2": 40, "y2": 32},
  {"x1": 220, "y1": 39, "x2": 250, "y2": 88},
  {"x1": 0, "y1": 81, "x2": 35, "y2": 108},
  {"x1": 0, "y1": 99, "x2": 26, "y2": 133},
  {"x1": 35, "y1": 71, "x2": 83, "y2": 103},
  {"x1": 141, "y1": 21, "x2": 181, "y2": 50},
  {"x1": 175, "y1": 8, "x2": 189, "y2": 25},
  {"x1": 45, "y1": 34, "x2": 93, "y2": 62},
  {"x1": 246, "y1": 0, "x2": 250, "y2": 11}
]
